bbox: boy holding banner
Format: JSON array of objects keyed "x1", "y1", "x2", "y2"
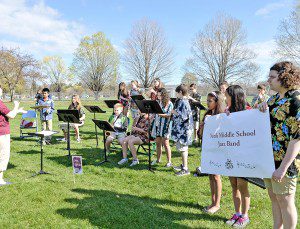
[{"x1": 260, "y1": 61, "x2": 300, "y2": 229}]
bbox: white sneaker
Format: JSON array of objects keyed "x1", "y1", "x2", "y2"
[
  {"x1": 130, "y1": 159, "x2": 139, "y2": 166},
  {"x1": 151, "y1": 160, "x2": 159, "y2": 166},
  {"x1": 118, "y1": 158, "x2": 128, "y2": 165},
  {"x1": 76, "y1": 138, "x2": 81, "y2": 142},
  {"x1": 165, "y1": 162, "x2": 172, "y2": 168}
]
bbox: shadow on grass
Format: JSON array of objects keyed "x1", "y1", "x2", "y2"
[
  {"x1": 7, "y1": 162, "x2": 16, "y2": 170},
  {"x1": 57, "y1": 188, "x2": 227, "y2": 228}
]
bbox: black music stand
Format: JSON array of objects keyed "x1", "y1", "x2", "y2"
[
  {"x1": 131, "y1": 95, "x2": 145, "y2": 103},
  {"x1": 57, "y1": 110, "x2": 80, "y2": 157},
  {"x1": 135, "y1": 100, "x2": 164, "y2": 171},
  {"x1": 84, "y1": 105, "x2": 106, "y2": 147},
  {"x1": 92, "y1": 119, "x2": 116, "y2": 165},
  {"x1": 28, "y1": 131, "x2": 58, "y2": 176},
  {"x1": 243, "y1": 177, "x2": 266, "y2": 189},
  {"x1": 104, "y1": 100, "x2": 119, "y2": 109}
]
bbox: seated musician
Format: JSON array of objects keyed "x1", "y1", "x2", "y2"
[
  {"x1": 61, "y1": 95, "x2": 85, "y2": 142},
  {"x1": 118, "y1": 112, "x2": 150, "y2": 167},
  {"x1": 105, "y1": 103, "x2": 128, "y2": 153}
]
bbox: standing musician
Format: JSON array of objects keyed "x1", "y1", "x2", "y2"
[
  {"x1": 151, "y1": 88, "x2": 173, "y2": 167},
  {"x1": 188, "y1": 83, "x2": 202, "y2": 143},
  {"x1": 146, "y1": 78, "x2": 163, "y2": 100},
  {"x1": 118, "y1": 82, "x2": 130, "y2": 116}
]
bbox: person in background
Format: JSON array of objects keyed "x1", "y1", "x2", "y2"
[
  {"x1": 61, "y1": 95, "x2": 85, "y2": 142},
  {"x1": 199, "y1": 91, "x2": 226, "y2": 214},
  {"x1": 171, "y1": 84, "x2": 193, "y2": 176},
  {"x1": 188, "y1": 83, "x2": 202, "y2": 143},
  {"x1": 259, "y1": 61, "x2": 300, "y2": 229},
  {"x1": 0, "y1": 87, "x2": 27, "y2": 185},
  {"x1": 105, "y1": 103, "x2": 128, "y2": 154},
  {"x1": 118, "y1": 82, "x2": 130, "y2": 116},
  {"x1": 38, "y1": 88, "x2": 54, "y2": 144},
  {"x1": 151, "y1": 88, "x2": 173, "y2": 167},
  {"x1": 219, "y1": 81, "x2": 229, "y2": 95},
  {"x1": 251, "y1": 84, "x2": 269, "y2": 108},
  {"x1": 146, "y1": 78, "x2": 163, "y2": 101},
  {"x1": 130, "y1": 80, "x2": 142, "y2": 119}
]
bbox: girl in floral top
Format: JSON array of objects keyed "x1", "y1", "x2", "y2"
[
  {"x1": 259, "y1": 61, "x2": 300, "y2": 229},
  {"x1": 171, "y1": 84, "x2": 193, "y2": 176},
  {"x1": 118, "y1": 113, "x2": 150, "y2": 167},
  {"x1": 151, "y1": 88, "x2": 174, "y2": 167}
]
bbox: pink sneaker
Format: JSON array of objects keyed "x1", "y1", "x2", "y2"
[
  {"x1": 226, "y1": 213, "x2": 240, "y2": 226},
  {"x1": 233, "y1": 216, "x2": 250, "y2": 228}
]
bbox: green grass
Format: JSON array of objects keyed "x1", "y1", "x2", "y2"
[{"x1": 0, "y1": 100, "x2": 298, "y2": 228}]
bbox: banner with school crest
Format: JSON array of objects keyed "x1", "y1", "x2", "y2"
[{"x1": 201, "y1": 109, "x2": 275, "y2": 178}]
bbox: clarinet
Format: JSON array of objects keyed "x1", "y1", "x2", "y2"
[{"x1": 166, "y1": 98, "x2": 179, "y2": 130}]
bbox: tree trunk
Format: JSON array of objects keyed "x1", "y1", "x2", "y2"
[{"x1": 94, "y1": 91, "x2": 100, "y2": 101}]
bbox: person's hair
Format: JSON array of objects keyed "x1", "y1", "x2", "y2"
[
  {"x1": 114, "y1": 103, "x2": 124, "y2": 110},
  {"x1": 203, "y1": 91, "x2": 226, "y2": 118},
  {"x1": 118, "y1": 82, "x2": 129, "y2": 97},
  {"x1": 190, "y1": 83, "x2": 197, "y2": 89},
  {"x1": 42, "y1": 88, "x2": 50, "y2": 93},
  {"x1": 158, "y1": 88, "x2": 170, "y2": 107},
  {"x1": 131, "y1": 80, "x2": 139, "y2": 87},
  {"x1": 270, "y1": 61, "x2": 300, "y2": 89},
  {"x1": 69, "y1": 94, "x2": 82, "y2": 110},
  {"x1": 175, "y1": 84, "x2": 188, "y2": 96},
  {"x1": 226, "y1": 85, "x2": 246, "y2": 112},
  {"x1": 219, "y1": 81, "x2": 229, "y2": 87},
  {"x1": 152, "y1": 78, "x2": 163, "y2": 90},
  {"x1": 257, "y1": 84, "x2": 266, "y2": 90}
]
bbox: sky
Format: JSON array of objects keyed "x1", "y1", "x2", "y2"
[{"x1": 0, "y1": 0, "x2": 298, "y2": 85}]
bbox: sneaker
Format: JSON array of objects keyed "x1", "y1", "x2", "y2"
[
  {"x1": 76, "y1": 138, "x2": 81, "y2": 143},
  {"x1": 175, "y1": 169, "x2": 190, "y2": 176},
  {"x1": 0, "y1": 181, "x2": 12, "y2": 186},
  {"x1": 173, "y1": 164, "x2": 183, "y2": 171},
  {"x1": 151, "y1": 160, "x2": 159, "y2": 166},
  {"x1": 130, "y1": 159, "x2": 139, "y2": 167},
  {"x1": 45, "y1": 140, "x2": 51, "y2": 145},
  {"x1": 58, "y1": 138, "x2": 67, "y2": 142},
  {"x1": 118, "y1": 158, "x2": 128, "y2": 165},
  {"x1": 226, "y1": 214, "x2": 240, "y2": 226},
  {"x1": 233, "y1": 216, "x2": 250, "y2": 228},
  {"x1": 165, "y1": 162, "x2": 172, "y2": 168}
]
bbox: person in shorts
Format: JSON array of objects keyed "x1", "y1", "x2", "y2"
[{"x1": 259, "y1": 61, "x2": 300, "y2": 229}]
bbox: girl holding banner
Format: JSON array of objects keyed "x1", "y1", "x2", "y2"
[
  {"x1": 200, "y1": 91, "x2": 226, "y2": 214},
  {"x1": 224, "y1": 85, "x2": 251, "y2": 227},
  {"x1": 259, "y1": 61, "x2": 300, "y2": 229}
]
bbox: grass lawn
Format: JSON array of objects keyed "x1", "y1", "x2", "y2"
[{"x1": 0, "y1": 100, "x2": 299, "y2": 228}]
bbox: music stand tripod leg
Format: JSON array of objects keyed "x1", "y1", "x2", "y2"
[
  {"x1": 97, "y1": 129, "x2": 110, "y2": 165},
  {"x1": 94, "y1": 112, "x2": 99, "y2": 147},
  {"x1": 147, "y1": 109, "x2": 155, "y2": 173},
  {"x1": 32, "y1": 136, "x2": 50, "y2": 177}
]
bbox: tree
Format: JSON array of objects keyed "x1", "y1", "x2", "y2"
[
  {"x1": 41, "y1": 56, "x2": 70, "y2": 100},
  {"x1": 274, "y1": 11, "x2": 300, "y2": 65},
  {"x1": 181, "y1": 72, "x2": 199, "y2": 86},
  {"x1": 185, "y1": 14, "x2": 258, "y2": 89},
  {"x1": 0, "y1": 47, "x2": 38, "y2": 101},
  {"x1": 123, "y1": 19, "x2": 174, "y2": 88},
  {"x1": 72, "y1": 32, "x2": 119, "y2": 100}
]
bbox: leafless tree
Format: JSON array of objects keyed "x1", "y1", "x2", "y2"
[
  {"x1": 72, "y1": 32, "x2": 119, "y2": 100},
  {"x1": 0, "y1": 47, "x2": 39, "y2": 101},
  {"x1": 185, "y1": 14, "x2": 259, "y2": 89},
  {"x1": 274, "y1": 11, "x2": 300, "y2": 65},
  {"x1": 123, "y1": 19, "x2": 174, "y2": 88}
]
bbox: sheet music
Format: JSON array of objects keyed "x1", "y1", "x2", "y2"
[{"x1": 36, "y1": 131, "x2": 58, "y2": 136}]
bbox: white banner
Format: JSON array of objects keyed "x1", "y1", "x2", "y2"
[{"x1": 201, "y1": 109, "x2": 275, "y2": 178}]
